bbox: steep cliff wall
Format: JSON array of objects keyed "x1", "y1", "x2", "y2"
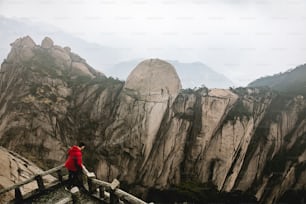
[{"x1": 1, "y1": 36, "x2": 306, "y2": 203}]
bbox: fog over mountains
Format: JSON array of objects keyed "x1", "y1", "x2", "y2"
[{"x1": 0, "y1": 16, "x2": 234, "y2": 89}]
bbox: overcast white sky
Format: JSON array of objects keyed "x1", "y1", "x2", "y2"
[{"x1": 1, "y1": 0, "x2": 306, "y2": 85}]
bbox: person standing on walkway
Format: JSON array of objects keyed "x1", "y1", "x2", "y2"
[{"x1": 65, "y1": 142, "x2": 86, "y2": 190}]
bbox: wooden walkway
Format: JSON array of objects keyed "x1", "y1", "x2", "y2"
[{"x1": 0, "y1": 165, "x2": 147, "y2": 204}]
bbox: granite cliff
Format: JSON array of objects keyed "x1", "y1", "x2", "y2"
[{"x1": 1, "y1": 36, "x2": 306, "y2": 203}]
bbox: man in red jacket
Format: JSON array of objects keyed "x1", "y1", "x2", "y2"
[{"x1": 65, "y1": 142, "x2": 86, "y2": 190}]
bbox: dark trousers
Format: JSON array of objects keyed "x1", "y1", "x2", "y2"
[{"x1": 67, "y1": 170, "x2": 83, "y2": 190}]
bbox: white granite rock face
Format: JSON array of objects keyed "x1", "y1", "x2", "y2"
[
  {"x1": 98, "y1": 59, "x2": 181, "y2": 183},
  {"x1": 125, "y1": 59, "x2": 181, "y2": 103}
]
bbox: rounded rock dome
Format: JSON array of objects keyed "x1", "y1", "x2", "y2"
[{"x1": 124, "y1": 59, "x2": 182, "y2": 100}]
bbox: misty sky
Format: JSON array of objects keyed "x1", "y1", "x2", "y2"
[{"x1": 1, "y1": 0, "x2": 306, "y2": 86}]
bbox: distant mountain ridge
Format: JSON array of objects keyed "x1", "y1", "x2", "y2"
[
  {"x1": 248, "y1": 64, "x2": 306, "y2": 96},
  {"x1": 169, "y1": 60, "x2": 235, "y2": 88}
]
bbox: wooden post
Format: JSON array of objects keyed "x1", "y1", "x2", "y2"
[
  {"x1": 85, "y1": 178, "x2": 148, "y2": 204},
  {"x1": 57, "y1": 169, "x2": 63, "y2": 183},
  {"x1": 110, "y1": 179, "x2": 120, "y2": 204},
  {"x1": 110, "y1": 190, "x2": 119, "y2": 204},
  {"x1": 15, "y1": 187, "x2": 23, "y2": 202},
  {"x1": 35, "y1": 175, "x2": 45, "y2": 191},
  {"x1": 71, "y1": 186, "x2": 81, "y2": 204},
  {"x1": 88, "y1": 178, "x2": 93, "y2": 193},
  {"x1": 99, "y1": 186, "x2": 105, "y2": 199}
]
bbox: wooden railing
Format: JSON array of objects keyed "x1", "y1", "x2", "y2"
[
  {"x1": 88, "y1": 178, "x2": 147, "y2": 204},
  {"x1": 0, "y1": 164, "x2": 65, "y2": 202},
  {"x1": 0, "y1": 164, "x2": 148, "y2": 204}
]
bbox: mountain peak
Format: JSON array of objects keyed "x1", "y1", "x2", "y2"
[
  {"x1": 4, "y1": 35, "x2": 104, "y2": 78},
  {"x1": 10, "y1": 35, "x2": 36, "y2": 48},
  {"x1": 7, "y1": 36, "x2": 36, "y2": 63},
  {"x1": 41, "y1": 36, "x2": 54, "y2": 48},
  {"x1": 125, "y1": 58, "x2": 181, "y2": 101}
]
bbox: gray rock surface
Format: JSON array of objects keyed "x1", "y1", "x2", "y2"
[
  {"x1": 41, "y1": 36, "x2": 54, "y2": 49},
  {"x1": 6, "y1": 36, "x2": 36, "y2": 62}
]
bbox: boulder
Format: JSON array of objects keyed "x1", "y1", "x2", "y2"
[
  {"x1": 64, "y1": 46, "x2": 71, "y2": 53},
  {"x1": 41, "y1": 37, "x2": 54, "y2": 48},
  {"x1": 7, "y1": 36, "x2": 36, "y2": 62},
  {"x1": 71, "y1": 62, "x2": 94, "y2": 78},
  {"x1": 10, "y1": 36, "x2": 36, "y2": 48},
  {"x1": 50, "y1": 45, "x2": 72, "y2": 69},
  {"x1": 125, "y1": 58, "x2": 181, "y2": 102}
]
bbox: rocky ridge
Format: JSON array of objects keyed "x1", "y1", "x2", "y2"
[{"x1": 1, "y1": 36, "x2": 306, "y2": 203}]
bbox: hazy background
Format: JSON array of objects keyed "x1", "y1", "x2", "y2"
[{"x1": 1, "y1": 0, "x2": 306, "y2": 86}]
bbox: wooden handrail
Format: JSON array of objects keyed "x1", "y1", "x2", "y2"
[
  {"x1": 0, "y1": 164, "x2": 148, "y2": 204},
  {"x1": 0, "y1": 164, "x2": 65, "y2": 195},
  {"x1": 39, "y1": 164, "x2": 65, "y2": 177},
  {"x1": 90, "y1": 178, "x2": 147, "y2": 204}
]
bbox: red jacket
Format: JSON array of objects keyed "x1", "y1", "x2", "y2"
[{"x1": 65, "y1": 146, "x2": 83, "y2": 172}]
